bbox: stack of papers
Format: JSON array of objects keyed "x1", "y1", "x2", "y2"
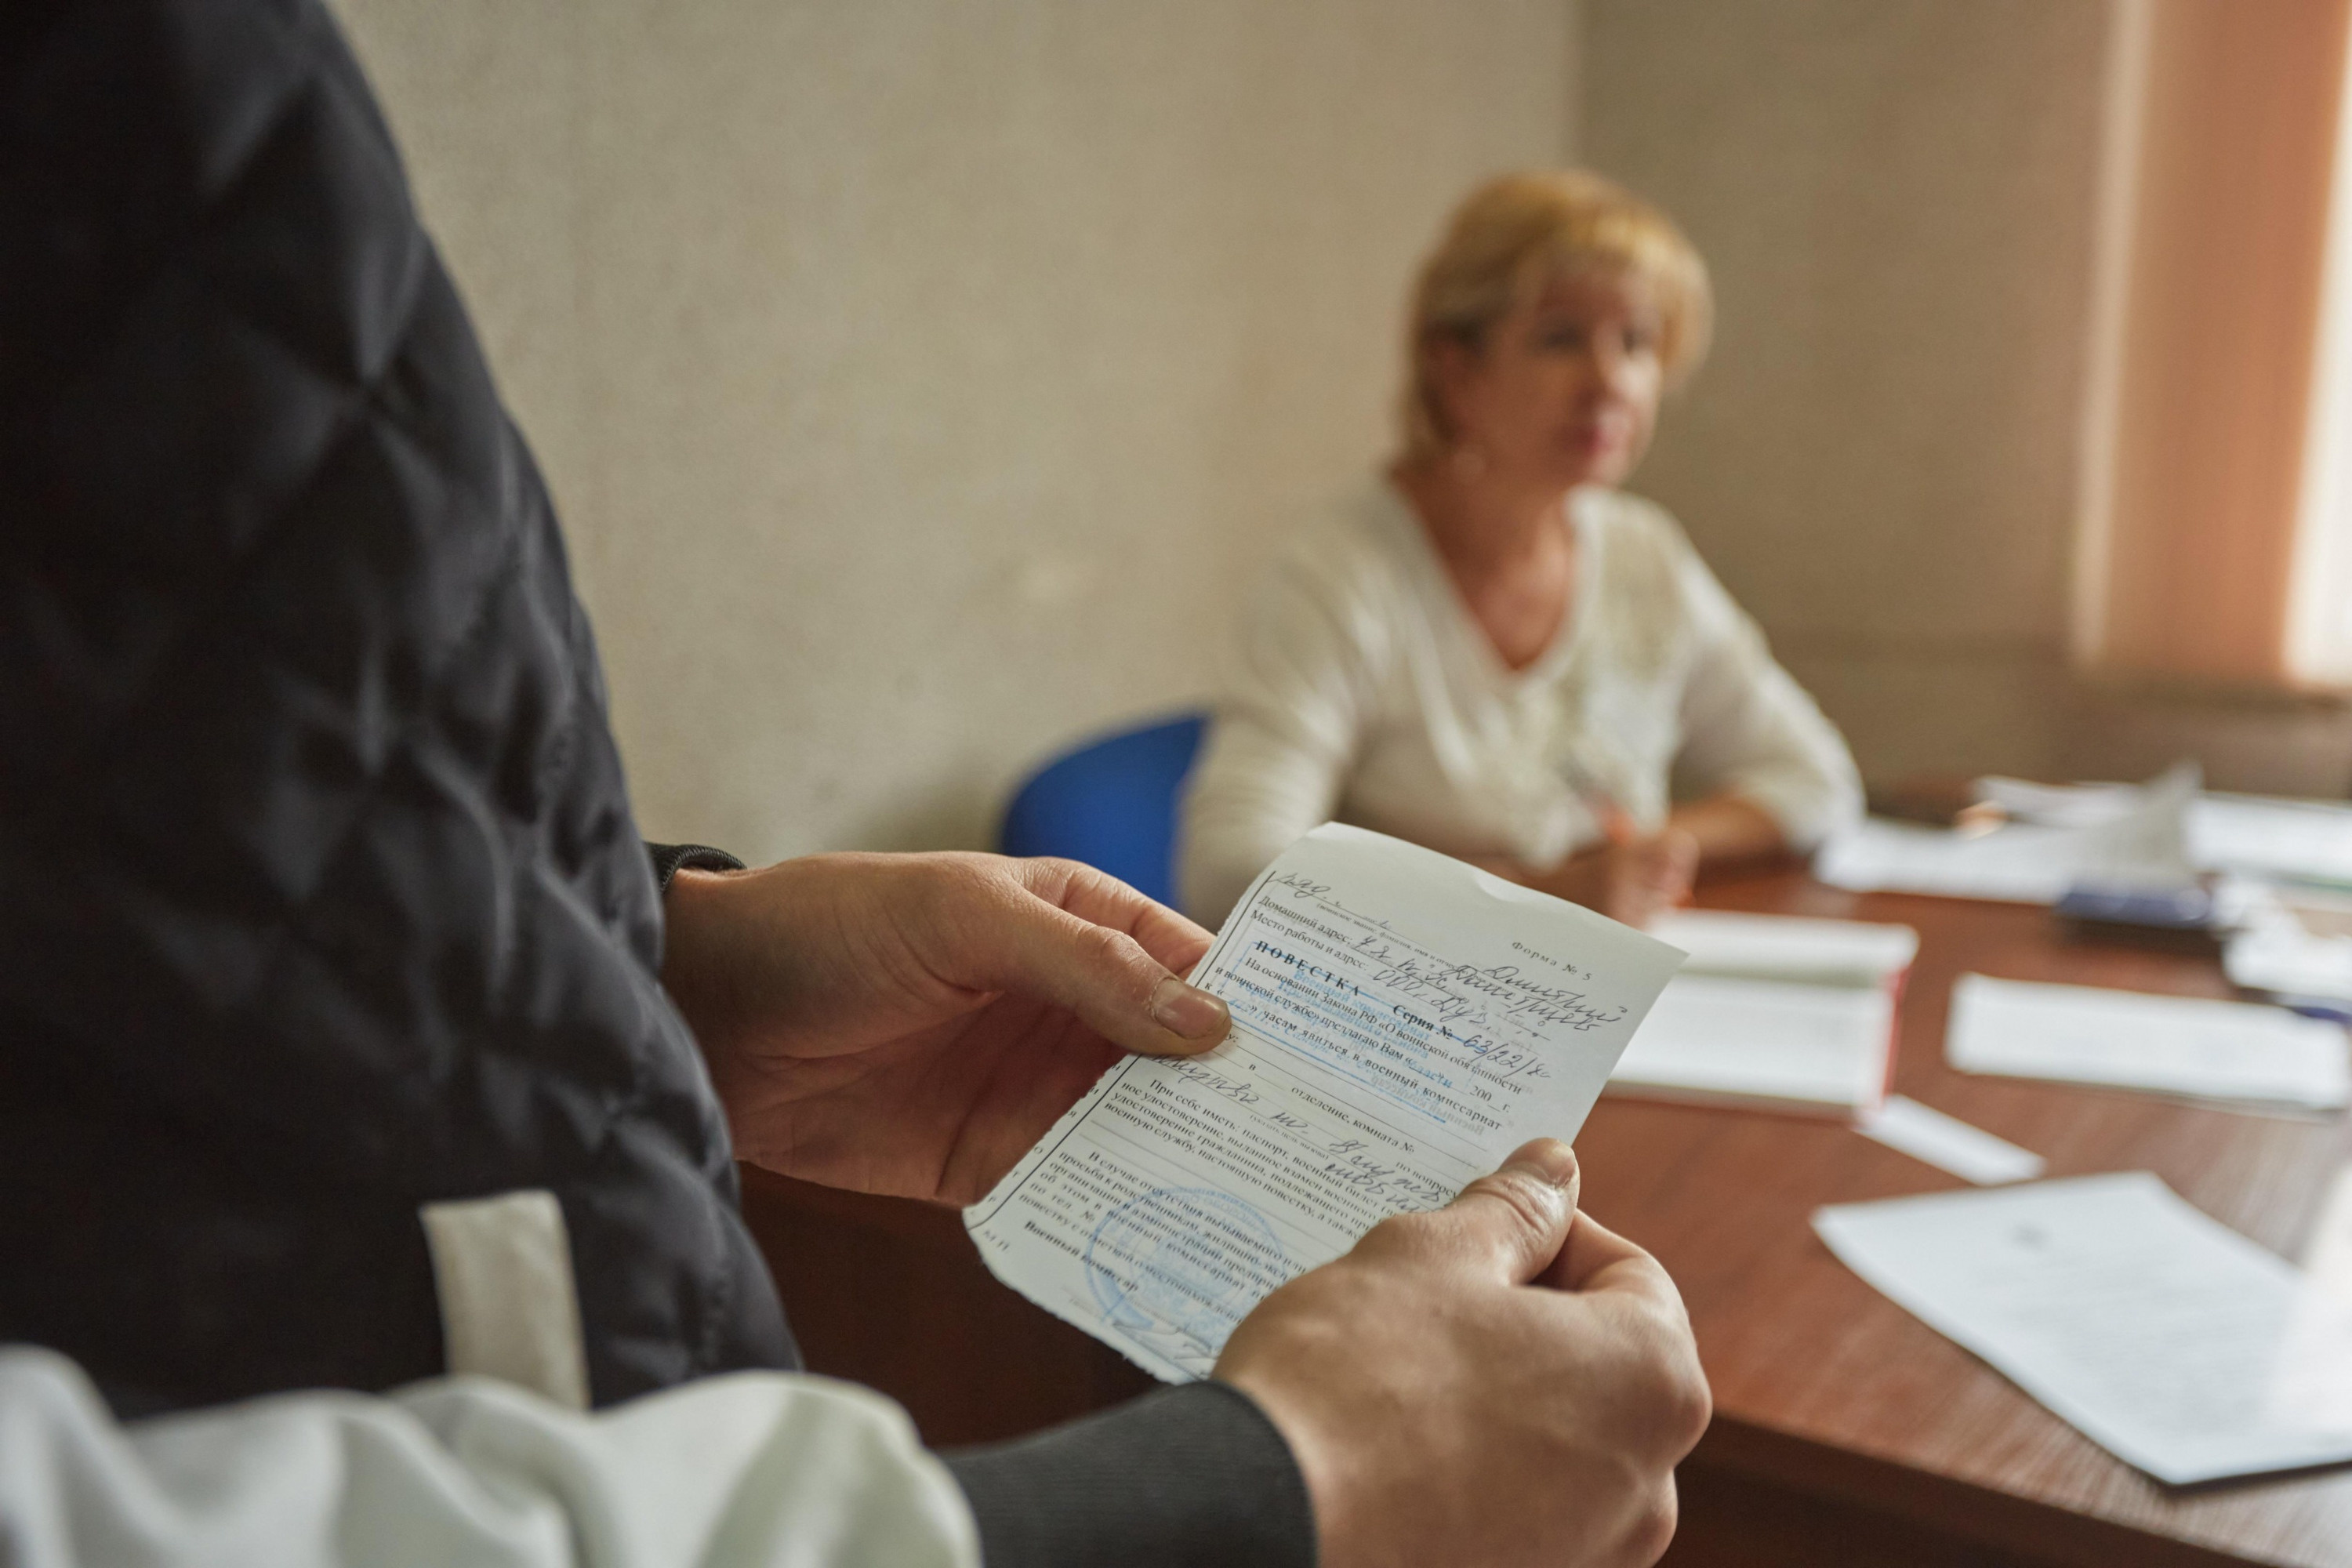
[
  {"x1": 2193, "y1": 793, "x2": 2352, "y2": 889},
  {"x1": 1817, "y1": 765, "x2": 2200, "y2": 904},
  {"x1": 1606, "y1": 911, "x2": 1917, "y2": 1116},
  {"x1": 2224, "y1": 904, "x2": 2352, "y2": 1004},
  {"x1": 1946, "y1": 974, "x2": 2350, "y2": 1112},
  {"x1": 965, "y1": 824, "x2": 1683, "y2": 1381},
  {"x1": 2219, "y1": 879, "x2": 2352, "y2": 1007},
  {"x1": 1816, "y1": 1174, "x2": 2352, "y2": 1484},
  {"x1": 1813, "y1": 818, "x2": 2092, "y2": 903}
]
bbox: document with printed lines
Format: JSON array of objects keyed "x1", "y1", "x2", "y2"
[{"x1": 965, "y1": 822, "x2": 1684, "y2": 1381}]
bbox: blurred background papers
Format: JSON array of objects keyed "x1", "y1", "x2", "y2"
[
  {"x1": 1947, "y1": 975, "x2": 2351, "y2": 1113},
  {"x1": 1817, "y1": 768, "x2": 2352, "y2": 1029},
  {"x1": 1976, "y1": 774, "x2": 2352, "y2": 892},
  {"x1": 1817, "y1": 764, "x2": 2201, "y2": 903},
  {"x1": 1608, "y1": 911, "x2": 1915, "y2": 1116}
]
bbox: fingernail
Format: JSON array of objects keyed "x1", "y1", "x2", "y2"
[
  {"x1": 1511, "y1": 1138, "x2": 1579, "y2": 1189},
  {"x1": 1150, "y1": 976, "x2": 1231, "y2": 1040}
]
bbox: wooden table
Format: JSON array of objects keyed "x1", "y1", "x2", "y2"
[{"x1": 739, "y1": 863, "x2": 2352, "y2": 1567}]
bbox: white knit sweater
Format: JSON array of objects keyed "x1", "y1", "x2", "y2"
[
  {"x1": 1179, "y1": 482, "x2": 1862, "y2": 925},
  {"x1": 0, "y1": 1347, "x2": 976, "y2": 1568}
]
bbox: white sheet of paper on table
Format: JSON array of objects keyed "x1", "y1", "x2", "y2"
[
  {"x1": 1610, "y1": 975, "x2": 1893, "y2": 1114},
  {"x1": 1645, "y1": 909, "x2": 1917, "y2": 985},
  {"x1": 2281, "y1": 1163, "x2": 2352, "y2": 1436},
  {"x1": 2304, "y1": 1163, "x2": 2352, "y2": 1289},
  {"x1": 1854, "y1": 1095, "x2": 2045, "y2": 1185},
  {"x1": 1945, "y1": 974, "x2": 2350, "y2": 1112},
  {"x1": 2192, "y1": 794, "x2": 2352, "y2": 887},
  {"x1": 1814, "y1": 1174, "x2": 2352, "y2": 1484},
  {"x1": 963, "y1": 823, "x2": 1685, "y2": 1382},
  {"x1": 1608, "y1": 910, "x2": 1914, "y2": 1115}
]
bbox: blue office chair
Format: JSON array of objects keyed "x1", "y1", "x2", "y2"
[{"x1": 998, "y1": 711, "x2": 1210, "y2": 909}]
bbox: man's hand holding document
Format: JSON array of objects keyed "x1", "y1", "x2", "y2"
[{"x1": 966, "y1": 822, "x2": 1686, "y2": 1381}]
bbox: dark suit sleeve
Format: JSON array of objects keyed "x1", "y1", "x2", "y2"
[{"x1": 945, "y1": 1381, "x2": 1317, "y2": 1568}]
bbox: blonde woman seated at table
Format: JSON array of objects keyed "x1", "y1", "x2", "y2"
[{"x1": 1180, "y1": 171, "x2": 1862, "y2": 929}]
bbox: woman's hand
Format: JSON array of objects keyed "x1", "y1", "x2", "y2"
[
  {"x1": 1537, "y1": 827, "x2": 1697, "y2": 929},
  {"x1": 659, "y1": 853, "x2": 1229, "y2": 1204}
]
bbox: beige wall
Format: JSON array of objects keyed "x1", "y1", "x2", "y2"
[
  {"x1": 1581, "y1": 0, "x2": 2352, "y2": 795},
  {"x1": 1581, "y1": 0, "x2": 2109, "y2": 784},
  {"x1": 332, "y1": 0, "x2": 1578, "y2": 859}
]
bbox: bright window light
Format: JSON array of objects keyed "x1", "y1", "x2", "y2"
[{"x1": 2288, "y1": 16, "x2": 2352, "y2": 686}]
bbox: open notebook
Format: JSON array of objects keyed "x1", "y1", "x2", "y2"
[{"x1": 1606, "y1": 909, "x2": 1918, "y2": 1116}]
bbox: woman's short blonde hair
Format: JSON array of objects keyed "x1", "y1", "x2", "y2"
[{"x1": 1400, "y1": 169, "x2": 1712, "y2": 461}]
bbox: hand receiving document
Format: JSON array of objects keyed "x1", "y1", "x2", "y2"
[{"x1": 965, "y1": 823, "x2": 1685, "y2": 1381}]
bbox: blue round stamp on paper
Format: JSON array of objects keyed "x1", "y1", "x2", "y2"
[{"x1": 1085, "y1": 1187, "x2": 1290, "y2": 1370}]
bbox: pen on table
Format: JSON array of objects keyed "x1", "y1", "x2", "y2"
[{"x1": 1559, "y1": 754, "x2": 1634, "y2": 844}]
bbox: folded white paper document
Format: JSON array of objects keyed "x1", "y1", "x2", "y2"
[
  {"x1": 1607, "y1": 912, "x2": 1915, "y2": 1116},
  {"x1": 1815, "y1": 1174, "x2": 2352, "y2": 1484},
  {"x1": 1855, "y1": 1095, "x2": 2045, "y2": 1185},
  {"x1": 1611, "y1": 976, "x2": 1894, "y2": 1115},
  {"x1": 1946, "y1": 974, "x2": 2350, "y2": 1111},
  {"x1": 964, "y1": 824, "x2": 1684, "y2": 1382}
]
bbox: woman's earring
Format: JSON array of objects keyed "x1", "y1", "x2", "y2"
[{"x1": 1450, "y1": 444, "x2": 1487, "y2": 485}]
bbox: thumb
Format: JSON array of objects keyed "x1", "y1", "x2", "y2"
[
  {"x1": 986, "y1": 891, "x2": 1232, "y2": 1058},
  {"x1": 1428, "y1": 1138, "x2": 1582, "y2": 1284}
]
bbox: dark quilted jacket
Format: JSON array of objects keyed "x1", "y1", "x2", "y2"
[
  {"x1": 2, "y1": 5, "x2": 1319, "y2": 1559},
  {"x1": 0, "y1": 0, "x2": 793, "y2": 1414}
]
